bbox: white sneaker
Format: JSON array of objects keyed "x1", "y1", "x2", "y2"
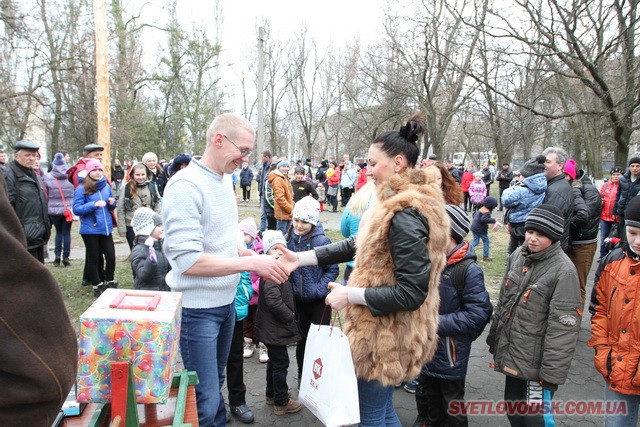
[
  {"x1": 243, "y1": 338, "x2": 255, "y2": 358},
  {"x1": 258, "y1": 343, "x2": 269, "y2": 363}
]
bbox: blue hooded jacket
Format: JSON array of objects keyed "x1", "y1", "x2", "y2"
[
  {"x1": 501, "y1": 172, "x2": 547, "y2": 223},
  {"x1": 72, "y1": 177, "x2": 116, "y2": 236},
  {"x1": 287, "y1": 222, "x2": 339, "y2": 302}
]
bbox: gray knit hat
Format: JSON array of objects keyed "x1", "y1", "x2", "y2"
[
  {"x1": 262, "y1": 230, "x2": 287, "y2": 254},
  {"x1": 525, "y1": 204, "x2": 564, "y2": 242},
  {"x1": 520, "y1": 155, "x2": 546, "y2": 178},
  {"x1": 445, "y1": 204, "x2": 470, "y2": 244},
  {"x1": 131, "y1": 207, "x2": 162, "y2": 236}
]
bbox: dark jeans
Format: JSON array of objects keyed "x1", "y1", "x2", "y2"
[
  {"x1": 28, "y1": 245, "x2": 45, "y2": 263},
  {"x1": 243, "y1": 305, "x2": 258, "y2": 341},
  {"x1": 508, "y1": 222, "x2": 526, "y2": 255},
  {"x1": 226, "y1": 319, "x2": 247, "y2": 407},
  {"x1": 504, "y1": 375, "x2": 555, "y2": 427},
  {"x1": 471, "y1": 232, "x2": 490, "y2": 257},
  {"x1": 499, "y1": 187, "x2": 507, "y2": 209},
  {"x1": 242, "y1": 185, "x2": 251, "y2": 201},
  {"x1": 327, "y1": 190, "x2": 338, "y2": 211},
  {"x1": 49, "y1": 214, "x2": 72, "y2": 257},
  {"x1": 265, "y1": 344, "x2": 291, "y2": 406},
  {"x1": 259, "y1": 197, "x2": 268, "y2": 232},
  {"x1": 600, "y1": 219, "x2": 614, "y2": 258},
  {"x1": 276, "y1": 219, "x2": 291, "y2": 236},
  {"x1": 295, "y1": 299, "x2": 331, "y2": 379},
  {"x1": 125, "y1": 225, "x2": 135, "y2": 250},
  {"x1": 81, "y1": 234, "x2": 115, "y2": 286},
  {"x1": 463, "y1": 192, "x2": 471, "y2": 211},
  {"x1": 415, "y1": 374, "x2": 467, "y2": 426}
]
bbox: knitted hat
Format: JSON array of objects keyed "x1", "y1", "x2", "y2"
[
  {"x1": 628, "y1": 157, "x2": 640, "y2": 166},
  {"x1": 625, "y1": 196, "x2": 640, "y2": 229},
  {"x1": 142, "y1": 152, "x2": 158, "y2": 165},
  {"x1": 292, "y1": 196, "x2": 320, "y2": 226},
  {"x1": 131, "y1": 207, "x2": 162, "y2": 236},
  {"x1": 610, "y1": 166, "x2": 624, "y2": 175},
  {"x1": 483, "y1": 196, "x2": 498, "y2": 210},
  {"x1": 84, "y1": 159, "x2": 103, "y2": 174},
  {"x1": 294, "y1": 166, "x2": 306, "y2": 175},
  {"x1": 564, "y1": 159, "x2": 577, "y2": 180},
  {"x1": 262, "y1": 230, "x2": 287, "y2": 254},
  {"x1": 53, "y1": 152, "x2": 65, "y2": 166},
  {"x1": 238, "y1": 217, "x2": 258, "y2": 239},
  {"x1": 520, "y1": 155, "x2": 546, "y2": 178},
  {"x1": 473, "y1": 171, "x2": 483, "y2": 179},
  {"x1": 277, "y1": 160, "x2": 290, "y2": 169},
  {"x1": 445, "y1": 205, "x2": 470, "y2": 244},
  {"x1": 525, "y1": 204, "x2": 564, "y2": 242}
]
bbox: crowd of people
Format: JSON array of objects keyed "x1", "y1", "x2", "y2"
[{"x1": 1, "y1": 110, "x2": 640, "y2": 426}]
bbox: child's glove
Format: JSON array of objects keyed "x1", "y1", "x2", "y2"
[{"x1": 148, "y1": 246, "x2": 157, "y2": 263}]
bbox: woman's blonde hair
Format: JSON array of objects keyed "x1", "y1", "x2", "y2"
[{"x1": 348, "y1": 182, "x2": 377, "y2": 217}]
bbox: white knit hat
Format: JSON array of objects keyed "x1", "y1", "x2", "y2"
[
  {"x1": 292, "y1": 196, "x2": 320, "y2": 226},
  {"x1": 262, "y1": 230, "x2": 287, "y2": 254},
  {"x1": 131, "y1": 207, "x2": 162, "y2": 236},
  {"x1": 142, "y1": 152, "x2": 158, "y2": 165},
  {"x1": 238, "y1": 217, "x2": 258, "y2": 239}
]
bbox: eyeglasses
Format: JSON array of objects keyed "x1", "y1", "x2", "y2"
[{"x1": 223, "y1": 135, "x2": 252, "y2": 157}]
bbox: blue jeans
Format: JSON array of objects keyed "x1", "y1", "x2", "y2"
[
  {"x1": 49, "y1": 214, "x2": 72, "y2": 257},
  {"x1": 276, "y1": 219, "x2": 291, "y2": 236},
  {"x1": 600, "y1": 219, "x2": 614, "y2": 258},
  {"x1": 604, "y1": 386, "x2": 640, "y2": 426},
  {"x1": 357, "y1": 378, "x2": 401, "y2": 427},
  {"x1": 180, "y1": 304, "x2": 236, "y2": 427},
  {"x1": 259, "y1": 197, "x2": 268, "y2": 233},
  {"x1": 471, "y1": 232, "x2": 490, "y2": 257}
]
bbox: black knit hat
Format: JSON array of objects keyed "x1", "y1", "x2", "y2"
[
  {"x1": 483, "y1": 196, "x2": 498, "y2": 210},
  {"x1": 445, "y1": 204, "x2": 470, "y2": 244},
  {"x1": 628, "y1": 157, "x2": 640, "y2": 166},
  {"x1": 625, "y1": 196, "x2": 640, "y2": 229},
  {"x1": 610, "y1": 166, "x2": 625, "y2": 175},
  {"x1": 520, "y1": 155, "x2": 546, "y2": 178},
  {"x1": 525, "y1": 204, "x2": 564, "y2": 242}
]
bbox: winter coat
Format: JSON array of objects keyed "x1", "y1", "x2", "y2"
[
  {"x1": 481, "y1": 168, "x2": 493, "y2": 186},
  {"x1": 117, "y1": 182, "x2": 161, "y2": 233},
  {"x1": 315, "y1": 168, "x2": 450, "y2": 386},
  {"x1": 248, "y1": 237, "x2": 263, "y2": 306},
  {"x1": 234, "y1": 271, "x2": 253, "y2": 321},
  {"x1": 588, "y1": 247, "x2": 640, "y2": 395},
  {"x1": 422, "y1": 243, "x2": 492, "y2": 380},
  {"x1": 240, "y1": 166, "x2": 254, "y2": 187},
  {"x1": 470, "y1": 208, "x2": 496, "y2": 234},
  {"x1": 257, "y1": 161, "x2": 271, "y2": 196},
  {"x1": 255, "y1": 278, "x2": 301, "y2": 346},
  {"x1": 0, "y1": 170, "x2": 77, "y2": 426},
  {"x1": 287, "y1": 223, "x2": 339, "y2": 303},
  {"x1": 469, "y1": 180, "x2": 487, "y2": 205},
  {"x1": 461, "y1": 171, "x2": 474, "y2": 192},
  {"x1": 268, "y1": 170, "x2": 294, "y2": 220},
  {"x1": 72, "y1": 177, "x2": 116, "y2": 236},
  {"x1": 570, "y1": 170, "x2": 602, "y2": 244},
  {"x1": 487, "y1": 242, "x2": 581, "y2": 386},
  {"x1": 130, "y1": 235, "x2": 171, "y2": 291},
  {"x1": 614, "y1": 171, "x2": 640, "y2": 216},
  {"x1": 291, "y1": 179, "x2": 319, "y2": 203},
  {"x1": 149, "y1": 168, "x2": 167, "y2": 196},
  {"x1": 497, "y1": 168, "x2": 514, "y2": 189},
  {"x1": 501, "y1": 173, "x2": 547, "y2": 224},
  {"x1": 340, "y1": 167, "x2": 357, "y2": 189},
  {"x1": 448, "y1": 167, "x2": 462, "y2": 184},
  {"x1": 44, "y1": 164, "x2": 75, "y2": 216},
  {"x1": 327, "y1": 168, "x2": 341, "y2": 188},
  {"x1": 600, "y1": 180, "x2": 619, "y2": 223},
  {"x1": 543, "y1": 174, "x2": 575, "y2": 252},
  {"x1": 3, "y1": 161, "x2": 50, "y2": 249}
]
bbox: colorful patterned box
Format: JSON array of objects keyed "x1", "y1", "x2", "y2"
[{"x1": 77, "y1": 289, "x2": 182, "y2": 404}]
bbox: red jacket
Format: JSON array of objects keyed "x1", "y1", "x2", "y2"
[
  {"x1": 599, "y1": 180, "x2": 619, "y2": 222},
  {"x1": 461, "y1": 171, "x2": 474, "y2": 192},
  {"x1": 327, "y1": 168, "x2": 341, "y2": 187},
  {"x1": 356, "y1": 168, "x2": 368, "y2": 191}
]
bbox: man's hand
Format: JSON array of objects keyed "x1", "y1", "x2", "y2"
[
  {"x1": 325, "y1": 282, "x2": 349, "y2": 311},
  {"x1": 250, "y1": 254, "x2": 289, "y2": 284},
  {"x1": 277, "y1": 245, "x2": 300, "y2": 275}
]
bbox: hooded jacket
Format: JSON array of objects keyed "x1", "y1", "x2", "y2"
[
  {"x1": 255, "y1": 278, "x2": 301, "y2": 346},
  {"x1": 287, "y1": 222, "x2": 339, "y2": 302},
  {"x1": 422, "y1": 243, "x2": 492, "y2": 380},
  {"x1": 43, "y1": 163, "x2": 75, "y2": 216},
  {"x1": 316, "y1": 169, "x2": 450, "y2": 386},
  {"x1": 501, "y1": 173, "x2": 547, "y2": 224},
  {"x1": 72, "y1": 177, "x2": 116, "y2": 236},
  {"x1": 487, "y1": 242, "x2": 581, "y2": 386},
  {"x1": 569, "y1": 170, "x2": 602, "y2": 244},
  {"x1": 268, "y1": 169, "x2": 294, "y2": 220},
  {"x1": 614, "y1": 171, "x2": 640, "y2": 216},
  {"x1": 543, "y1": 174, "x2": 574, "y2": 252},
  {"x1": 130, "y1": 235, "x2": 171, "y2": 291}
]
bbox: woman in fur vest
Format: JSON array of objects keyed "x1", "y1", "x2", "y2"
[{"x1": 283, "y1": 112, "x2": 449, "y2": 426}]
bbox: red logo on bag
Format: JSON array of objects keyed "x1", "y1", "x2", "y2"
[{"x1": 313, "y1": 358, "x2": 323, "y2": 379}]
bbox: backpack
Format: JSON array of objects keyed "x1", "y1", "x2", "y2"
[
  {"x1": 264, "y1": 179, "x2": 275, "y2": 208},
  {"x1": 450, "y1": 258, "x2": 493, "y2": 341}
]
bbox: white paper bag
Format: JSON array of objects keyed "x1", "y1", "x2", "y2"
[{"x1": 299, "y1": 324, "x2": 360, "y2": 426}]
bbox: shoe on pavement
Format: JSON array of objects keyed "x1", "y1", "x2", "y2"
[
  {"x1": 273, "y1": 399, "x2": 303, "y2": 415},
  {"x1": 258, "y1": 343, "x2": 269, "y2": 363},
  {"x1": 243, "y1": 338, "x2": 255, "y2": 358},
  {"x1": 404, "y1": 377, "x2": 419, "y2": 393},
  {"x1": 230, "y1": 404, "x2": 255, "y2": 424}
]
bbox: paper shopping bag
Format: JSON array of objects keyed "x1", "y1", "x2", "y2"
[{"x1": 299, "y1": 324, "x2": 360, "y2": 426}]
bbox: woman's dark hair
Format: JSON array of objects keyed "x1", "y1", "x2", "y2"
[{"x1": 372, "y1": 112, "x2": 425, "y2": 168}]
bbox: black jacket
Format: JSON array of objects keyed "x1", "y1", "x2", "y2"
[
  {"x1": 497, "y1": 169, "x2": 514, "y2": 189},
  {"x1": 543, "y1": 174, "x2": 574, "y2": 252},
  {"x1": 315, "y1": 208, "x2": 431, "y2": 317},
  {"x1": 255, "y1": 278, "x2": 301, "y2": 346},
  {"x1": 131, "y1": 236, "x2": 171, "y2": 291},
  {"x1": 3, "y1": 161, "x2": 50, "y2": 249},
  {"x1": 570, "y1": 171, "x2": 602, "y2": 244},
  {"x1": 614, "y1": 171, "x2": 640, "y2": 216}
]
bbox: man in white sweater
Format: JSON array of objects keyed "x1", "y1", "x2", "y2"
[{"x1": 163, "y1": 113, "x2": 289, "y2": 426}]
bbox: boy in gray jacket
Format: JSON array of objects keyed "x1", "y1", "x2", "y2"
[{"x1": 487, "y1": 204, "x2": 581, "y2": 426}]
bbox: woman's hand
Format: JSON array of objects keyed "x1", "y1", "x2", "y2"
[{"x1": 325, "y1": 282, "x2": 349, "y2": 311}]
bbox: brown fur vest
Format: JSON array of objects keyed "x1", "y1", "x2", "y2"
[{"x1": 345, "y1": 168, "x2": 449, "y2": 386}]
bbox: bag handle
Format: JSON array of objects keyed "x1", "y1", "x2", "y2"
[
  {"x1": 109, "y1": 291, "x2": 161, "y2": 311},
  {"x1": 318, "y1": 304, "x2": 343, "y2": 336},
  {"x1": 54, "y1": 178, "x2": 70, "y2": 211}
]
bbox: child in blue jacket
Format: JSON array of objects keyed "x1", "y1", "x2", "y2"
[
  {"x1": 286, "y1": 196, "x2": 339, "y2": 381},
  {"x1": 470, "y1": 196, "x2": 498, "y2": 261}
]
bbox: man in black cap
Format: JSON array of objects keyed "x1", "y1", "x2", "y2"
[
  {"x1": 614, "y1": 156, "x2": 640, "y2": 239},
  {"x1": 66, "y1": 143, "x2": 104, "y2": 187},
  {"x1": 2, "y1": 140, "x2": 51, "y2": 262},
  {"x1": 0, "y1": 149, "x2": 7, "y2": 172}
]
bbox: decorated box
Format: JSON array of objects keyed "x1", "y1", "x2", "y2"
[{"x1": 77, "y1": 289, "x2": 182, "y2": 404}]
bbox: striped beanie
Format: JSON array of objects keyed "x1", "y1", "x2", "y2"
[
  {"x1": 625, "y1": 196, "x2": 640, "y2": 229},
  {"x1": 525, "y1": 204, "x2": 564, "y2": 242},
  {"x1": 445, "y1": 204, "x2": 470, "y2": 244}
]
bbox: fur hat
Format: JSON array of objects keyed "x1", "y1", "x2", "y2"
[
  {"x1": 142, "y1": 152, "x2": 158, "y2": 165},
  {"x1": 131, "y1": 207, "x2": 162, "y2": 236},
  {"x1": 520, "y1": 155, "x2": 546, "y2": 178},
  {"x1": 525, "y1": 204, "x2": 564, "y2": 242},
  {"x1": 84, "y1": 159, "x2": 103, "y2": 175},
  {"x1": 628, "y1": 157, "x2": 640, "y2": 166},
  {"x1": 482, "y1": 196, "x2": 498, "y2": 211},
  {"x1": 564, "y1": 159, "x2": 577, "y2": 180},
  {"x1": 292, "y1": 196, "x2": 320, "y2": 226},
  {"x1": 445, "y1": 204, "x2": 470, "y2": 244},
  {"x1": 53, "y1": 152, "x2": 65, "y2": 166},
  {"x1": 238, "y1": 217, "x2": 258, "y2": 239},
  {"x1": 625, "y1": 196, "x2": 640, "y2": 229},
  {"x1": 262, "y1": 230, "x2": 286, "y2": 254}
]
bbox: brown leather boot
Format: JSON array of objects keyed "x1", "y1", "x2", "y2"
[{"x1": 273, "y1": 399, "x2": 303, "y2": 415}]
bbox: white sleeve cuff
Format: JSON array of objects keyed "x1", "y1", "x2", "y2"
[
  {"x1": 297, "y1": 250, "x2": 318, "y2": 267},
  {"x1": 347, "y1": 287, "x2": 367, "y2": 305}
]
